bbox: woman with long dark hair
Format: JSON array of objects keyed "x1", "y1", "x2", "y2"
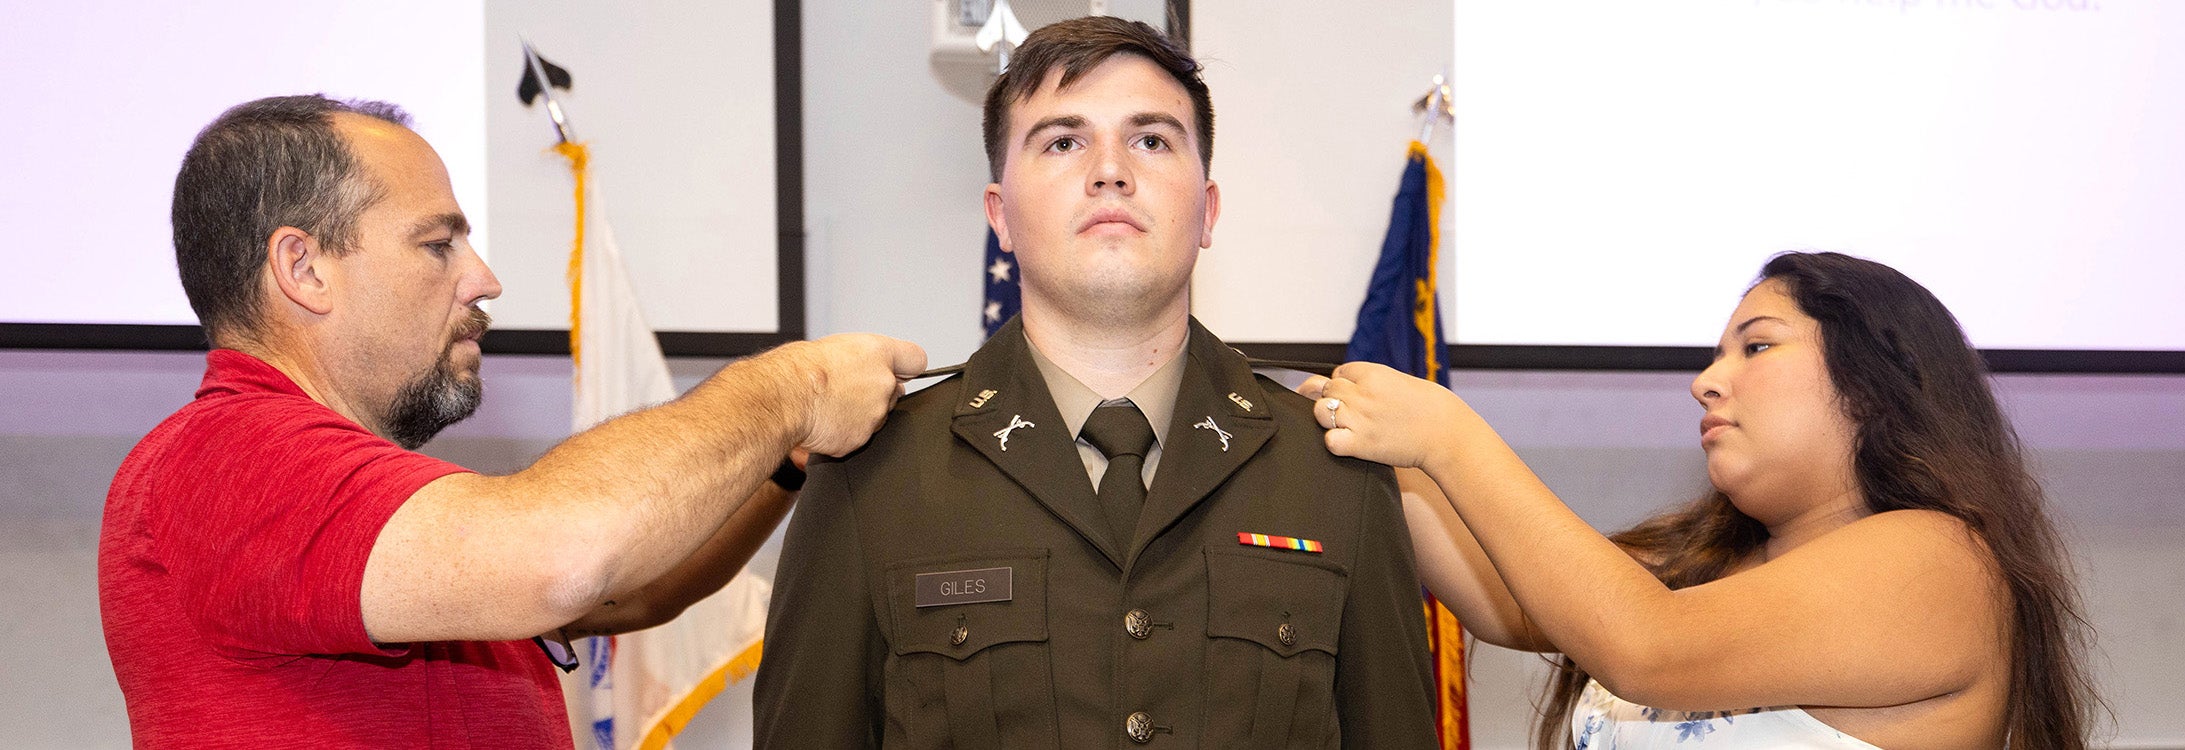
[{"x1": 1306, "y1": 252, "x2": 2096, "y2": 748}]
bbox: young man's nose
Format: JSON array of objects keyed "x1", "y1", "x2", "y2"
[{"x1": 1087, "y1": 146, "x2": 1133, "y2": 194}]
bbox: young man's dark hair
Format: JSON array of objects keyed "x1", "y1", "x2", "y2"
[
  {"x1": 981, "y1": 16, "x2": 1214, "y2": 180},
  {"x1": 171, "y1": 94, "x2": 410, "y2": 343}
]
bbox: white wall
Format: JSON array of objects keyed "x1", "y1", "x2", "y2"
[
  {"x1": 484, "y1": 0, "x2": 781, "y2": 333},
  {"x1": 1191, "y1": 0, "x2": 1458, "y2": 344},
  {"x1": 2, "y1": 0, "x2": 2180, "y2": 748}
]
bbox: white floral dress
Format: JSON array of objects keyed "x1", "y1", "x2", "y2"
[{"x1": 1571, "y1": 679, "x2": 1883, "y2": 749}]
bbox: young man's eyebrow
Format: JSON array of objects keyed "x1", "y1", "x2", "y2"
[
  {"x1": 1128, "y1": 112, "x2": 1187, "y2": 133},
  {"x1": 1020, "y1": 115, "x2": 1088, "y2": 148}
]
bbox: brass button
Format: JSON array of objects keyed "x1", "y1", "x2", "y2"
[
  {"x1": 1124, "y1": 609, "x2": 1152, "y2": 640},
  {"x1": 951, "y1": 624, "x2": 969, "y2": 646},
  {"x1": 1276, "y1": 622, "x2": 1297, "y2": 647},
  {"x1": 1125, "y1": 711, "x2": 1154, "y2": 743}
]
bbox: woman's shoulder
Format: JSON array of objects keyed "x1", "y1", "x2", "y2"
[
  {"x1": 1837, "y1": 509, "x2": 1988, "y2": 556},
  {"x1": 1773, "y1": 509, "x2": 1995, "y2": 581},
  {"x1": 1770, "y1": 508, "x2": 2006, "y2": 622}
]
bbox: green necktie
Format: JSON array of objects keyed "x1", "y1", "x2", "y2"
[{"x1": 1080, "y1": 402, "x2": 1156, "y2": 547}]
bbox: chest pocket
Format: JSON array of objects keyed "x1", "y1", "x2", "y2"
[
  {"x1": 1202, "y1": 547, "x2": 1349, "y2": 748},
  {"x1": 881, "y1": 550, "x2": 1056, "y2": 749}
]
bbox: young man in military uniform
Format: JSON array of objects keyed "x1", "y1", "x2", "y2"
[{"x1": 754, "y1": 17, "x2": 1436, "y2": 747}]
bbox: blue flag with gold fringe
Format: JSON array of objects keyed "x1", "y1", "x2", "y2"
[
  {"x1": 1347, "y1": 141, "x2": 1449, "y2": 387},
  {"x1": 1346, "y1": 140, "x2": 1469, "y2": 750}
]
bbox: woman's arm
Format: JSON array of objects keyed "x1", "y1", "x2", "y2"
[
  {"x1": 1310, "y1": 363, "x2": 2002, "y2": 711},
  {"x1": 1394, "y1": 466, "x2": 1551, "y2": 651},
  {"x1": 1301, "y1": 377, "x2": 1547, "y2": 650}
]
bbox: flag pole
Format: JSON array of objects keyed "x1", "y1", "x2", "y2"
[
  {"x1": 522, "y1": 39, "x2": 578, "y2": 144},
  {"x1": 519, "y1": 38, "x2": 591, "y2": 365},
  {"x1": 1412, "y1": 72, "x2": 1453, "y2": 146}
]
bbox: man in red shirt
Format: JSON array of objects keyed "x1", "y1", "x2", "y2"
[{"x1": 99, "y1": 94, "x2": 924, "y2": 747}]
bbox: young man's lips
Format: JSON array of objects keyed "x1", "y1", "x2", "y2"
[{"x1": 1079, "y1": 209, "x2": 1144, "y2": 233}]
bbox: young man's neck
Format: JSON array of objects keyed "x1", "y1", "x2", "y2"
[{"x1": 1020, "y1": 304, "x2": 1190, "y2": 400}]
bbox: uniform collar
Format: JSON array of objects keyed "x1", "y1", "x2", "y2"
[
  {"x1": 951, "y1": 316, "x2": 1278, "y2": 569},
  {"x1": 1025, "y1": 331, "x2": 1187, "y2": 451},
  {"x1": 952, "y1": 316, "x2": 1270, "y2": 423}
]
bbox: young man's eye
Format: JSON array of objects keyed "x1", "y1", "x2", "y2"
[
  {"x1": 1046, "y1": 137, "x2": 1080, "y2": 153},
  {"x1": 425, "y1": 241, "x2": 454, "y2": 257},
  {"x1": 1136, "y1": 135, "x2": 1168, "y2": 151}
]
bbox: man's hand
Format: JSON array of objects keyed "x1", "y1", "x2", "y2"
[{"x1": 770, "y1": 334, "x2": 927, "y2": 457}]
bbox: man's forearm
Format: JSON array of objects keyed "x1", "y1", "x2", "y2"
[
  {"x1": 362, "y1": 334, "x2": 916, "y2": 644},
  {"x1": 561, "y1": 479, "x2": 799, "y2": 637},
  {"x1": 507, "y1": 348, "x2": 809, "y2": 614}
]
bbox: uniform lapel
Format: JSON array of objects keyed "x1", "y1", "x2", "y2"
[
  {"x1": 1128, "y1": 319, "x2": 1276, "y2": 564},
  {"x1": 949, "y1": 317, "x2": 1126, "y2": 567}
]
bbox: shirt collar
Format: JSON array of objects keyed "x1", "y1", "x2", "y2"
[
  {"x1": 1026, "y1": 332, "x2": 1188, "y2": 449},
  {"x1": 198, "y1": 348, "x2": 310, "y2": 400}
]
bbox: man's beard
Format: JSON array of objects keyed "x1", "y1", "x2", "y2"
[{"x1": 385, "y1": 309, "x2": 489, "y2": 450}]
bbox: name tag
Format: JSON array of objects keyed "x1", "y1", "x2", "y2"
[{"x1": 913, "y1": 567, "x2": 1014, "y2": 607}]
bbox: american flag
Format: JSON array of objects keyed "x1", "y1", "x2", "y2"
[{"x1": 981, "y1": 228, "x2": 1019, "y2": 339}]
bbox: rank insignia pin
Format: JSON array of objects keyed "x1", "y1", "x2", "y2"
[
  {"x1": 993, "y1": 414, "x2": 1034, "y2": 451},
  {"x1": 1238, "y1": 532, "x2": 1323, "y2": 553},
  {"x1": 1193, "y1": 416, "x2": 1232, "y2": 451}
]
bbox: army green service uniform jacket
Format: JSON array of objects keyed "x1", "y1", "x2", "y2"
[{"x1": 754, "y1": 317, "x2": 1436, "y2": 748}]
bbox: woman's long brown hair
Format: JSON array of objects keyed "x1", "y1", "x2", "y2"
[{"x1": 1534, "y1": 252, "x2": 2098, "y2": 749}]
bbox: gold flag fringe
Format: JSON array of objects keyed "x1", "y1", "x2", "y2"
[
  {"x1": 553, "y1": 141, "x2": 591, "y2": 368},
  {"x1": 1410, "y1": 139, "x2": 1468, "y2": 750},
  {"x1": 633, "y1": 640, "x2": 766, "y2": 750}
]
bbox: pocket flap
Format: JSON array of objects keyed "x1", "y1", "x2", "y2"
[
  {"x1": 885, "y1": 550, "x2": 1049, "y2": 660},
  {"x1": 1204, "y1": 547, "x2": 1347, "y2": 657}
]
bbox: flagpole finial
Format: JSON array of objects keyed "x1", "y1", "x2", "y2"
[
  {"x1": 1413, "y1": 71, "x2": 1454, "y2": 144},
  {"x1": 976, "y1": 0, "x2": 1029, "y2": 75},
  {"x1": 518, "y1": 37, "x2": 578, "y2": 144}
]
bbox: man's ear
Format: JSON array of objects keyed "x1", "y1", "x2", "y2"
[
  {"x1": 1199, "y1": 179, "x2": 1221, "y2": 249},
  {"x1": 983, "y1": 184, "x2": 1012, "y2": 254},
  {"x1": 266, "y1": 227, "x2": 335, "y2": 316}
]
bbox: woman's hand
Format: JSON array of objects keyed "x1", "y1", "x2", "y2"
[{"x1": 1298, "y1": 362, "x2": 1465, "y2": 472}]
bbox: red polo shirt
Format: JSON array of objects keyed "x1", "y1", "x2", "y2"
[{"x1": 100, "y1": 349, "x2": 571, "y2": 748}]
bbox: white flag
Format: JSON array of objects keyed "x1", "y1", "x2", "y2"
[{"x1": 556, "y1": 143, "x2": 771, "y2": 750}]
